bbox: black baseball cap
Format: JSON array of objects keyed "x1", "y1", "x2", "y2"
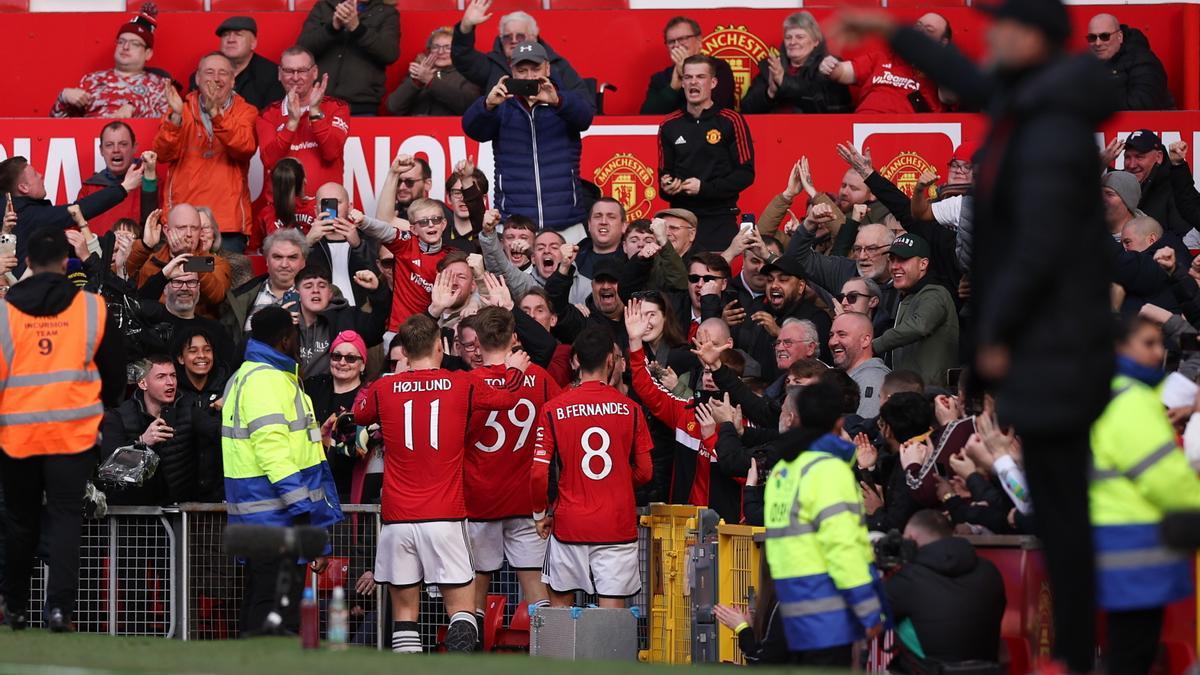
[
  {"x1": 592, "y1": 258, "x2": 622, "y2": 282},
  {"x1": 762, "y1": 256, "x2": 805, "y2": 280},
  {"x1": 889, "y1": 233, "x2": 932, "y2": 259},
  {"x1": 1125, "y1": 129, "x2": 1164, "y2": 153},
  {"x1": 976, "y1": 0, "x2": 1070, "y2": 45},
  {"x1": 216, "y1": 16, "x2": 257, "y2": 37},
  {"x1": 510, "y1": 41, "x2": 549, "y2": 66}
]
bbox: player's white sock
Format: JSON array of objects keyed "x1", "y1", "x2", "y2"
[
  {"x1": 391, "y1": 620, "x2": 421, "y2": 654},
  {"x1": 450, "y1": 611, "x2": 478, "y2": 630}
]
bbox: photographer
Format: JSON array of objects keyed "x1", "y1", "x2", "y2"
[{"x1": 882, "y1": 510, "x2": 1006, "y2": 672}]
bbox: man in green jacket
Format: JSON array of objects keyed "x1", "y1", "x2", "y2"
[{"x1": 872, "y1": 234, "x2": 958, "y2": 385}]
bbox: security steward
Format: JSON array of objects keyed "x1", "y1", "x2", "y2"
[
  {"x1": 0, "y1": 227, "x2": 124, "y2": 632},
  {"x1": 764, "y1": 381, "x2": 883, "y2": 665},
  {"x1": 1090, "y1": 317, "x2": 1200, "y2": 675},
  {"x1": 221, "y1": 305, "x2": 343, "y2": 635}
]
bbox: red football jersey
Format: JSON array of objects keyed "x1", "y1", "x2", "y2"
[
  {"x1": 465, "y1": 363, "x2": 562, "y2": 520},
  {"x1": 531, "y1": 381, "x2": 653, "y2": 544},
  {"x1": 384, "y1": 231, "x2": 447, "y2": 330},
  {"x1": 355, "y1": 366, "x2": 523, "y2": 523},
  {"x1": 850, "y1": 50, "x2": 945, "y2": 114}
]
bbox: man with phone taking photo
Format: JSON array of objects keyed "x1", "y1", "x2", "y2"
[
  {"x1": 463, "y1": 41, "x2": 593, "y2": 243},
  {"x1": 308, "y1": 183, "x2": 374, "y2": 308},
  {"x1": 132, "y1": 204, "x2": 231, "y2": 320}
]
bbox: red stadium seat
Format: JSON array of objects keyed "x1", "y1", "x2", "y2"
[
  {"x1": 0, "y1": 0, "x2": 28, "y2": 11},
  {"x1": 493, "y1": 601, "x2": 531, "y2": 651},
  {"x1": 151, "y1": 0, "x2": 207, "y2": 9},
  {"x1": 211, "y1": 0, "x2": 290, "y2": 10},
  {"x1": 482, "y1": 594, "x2": 506, "y2": 651},
  {"x1": 292, "y1": 0, "x2": 320, "y2": 11},
  {"x1": 549, "y1": 0, "x2": 625, "y2": 9},
  {"x1": 248, "y1": 254, "x2": 266, "y2": 277},
  {"x1": 1002, "y1": 636, "x2": 1031, "y2": 675}
]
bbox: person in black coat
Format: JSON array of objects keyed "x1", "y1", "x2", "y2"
[
  {"x1": 741, "y1": 12, "x2": 852, "y2": 114},
  {"x1": 833, "y1": 2, "x2": 1116, "y2": 670},
  {"x1": 885, "y1": 510, "x2": 1006, "y2": 670},
  {"x1": 187, "y1": 17, "x2": 286, "y2": 110},
  {"x1": 1118, "y1": 129, "x2": 1200, "y2": 241},
  {"x1": 1085, "y1": 14, "x2": 1174, "y2": 111}
]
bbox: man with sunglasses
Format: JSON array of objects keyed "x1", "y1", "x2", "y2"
[
  {"x1": 640, "y1": 16, "x2": 735, "y2": 114},
  {"x1": 453, "y1": 0, "x2": 594, "y2": 112},
  {"x1": 1086, "y1": 13, "x2": 1173, "y2": 111}
]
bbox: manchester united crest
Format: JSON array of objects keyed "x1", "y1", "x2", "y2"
[
  {"x1": 701, "y1": 25, "x2": 777, "y2": 107},
  {"x1": 706, "y1": 129, "x2": 722, "y2": 145},
  {"x1": 878, "y1": 151, "x2": 938, "y2": 198},
  {"x1": 594, "y1": 153, "x2": 657, "y2": 220}
]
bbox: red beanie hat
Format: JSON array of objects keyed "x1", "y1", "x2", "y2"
[{"x1": 117, "y1": 2, "x2": 159, "y2": 49}]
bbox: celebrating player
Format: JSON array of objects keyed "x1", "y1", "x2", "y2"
[
  {"x1": 464, "y1": 306, "x2": 562, "y2": 620},
  {"x1": 355, "y1": 313, "x2": 531, "y2": 653},
  {"x1": 531, "y1": 326, "x2": 653, "y2": 608}
]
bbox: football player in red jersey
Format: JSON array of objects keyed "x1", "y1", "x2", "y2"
[
  {"x1": 531, "y1": 326, "x2": 654, "y2": 608},
  {"x1": 464, "y1": 305, "x2": 562, "y2": 620},
  {"x1": 355, "y1": 313, "x2": 531, "y2": 653}
]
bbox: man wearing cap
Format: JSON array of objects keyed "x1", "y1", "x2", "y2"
[
  {"x1": 544, "y1": 256, "x2": 628, "y2": 347},
  {"x1": 52, "y1": 5, "x2": 169, "y2": 118},
  {"x1": 463, "y1": 41, "x2": 593, "y2": 239},
  {"x1": 655, "y1": 208, "x2": 698, "y2": 261},
  {"x1": 832, "y1": 1, "x2": 1117, "y2": 668},
  {"x1": 871, "y1": 234, "x2": 957, "y2": 386},
  {"x1": 1119, "y1": 129, "x2": 1200, "y2": 242},
  {"x1": 453, "y1": 1, "x2": 593, "y2": 113},
  {"x1": 1086, "y1": 13, "x2": 1173, "y2": 111},
  {"x1": 658, "y1": 55, "x2": 755, "y2": 253},
  {"x1": 1102, "y1": 170, "x2": 1143, "y2": 239},
  {"x1": 738, "y1": 255, "x2": 832, "y2": 381},
  {"x1": 190, "y1": 17, "x2": 285, "y2": 110}
]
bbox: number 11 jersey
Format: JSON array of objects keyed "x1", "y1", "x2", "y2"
[{"x1": 531, "y1": 381, "x2": 653, "y2": 544}]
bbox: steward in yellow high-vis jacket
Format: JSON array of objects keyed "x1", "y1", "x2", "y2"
[
  {"x1": 1090, "y1": 319, "x2": 1200, "y2": 675},
  {"x1": 764, "y1": 381, "x2": 884, "y2": 666},
  {"x1": 222, "y1": 306, "x2": 342, "y2": 634}
]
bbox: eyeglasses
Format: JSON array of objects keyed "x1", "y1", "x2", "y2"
[
  {"x1": 774, "y1": 338, "x2": 813, "y2": 348},
  {"x1": 501, "y1": 32, "x2": 529, "y2": 44},
  {"x1": 398, "y1": 178, "x2": 424, "y2": 188},
  {"x1": 834, "y1": 291, "x2": 873, "y2": 304},
  {"x1": 330, "y1": 353, "x2": 362, "y2": 363},
  {"x1": 457, "y1": 341, "x2": 481, "y2": 353},
  {"x1": 688, "y1": 274, "x2": 726, "y2": 284},
  {"x1": 664, "y1": 34, "x2": 698, "y2": 46},
  {"x1": 429, "y1": 44, "x2": 452, "y2": 53},
  {"x1": 1086, "y1": 32, "x2": 1114, "y2": 43},
  {"x1": 948, "y1": 160, "x2": 973, "y2": 173},
  {"x1": 850, "y1": 244, "x2": 890, "y2": 256},
  {"x1": 413, "y1": 216, "x2": 447, "y2": 228},
  {"x1": 447, "y1": 188, "x2": 465, "y2": 199},
  {"x1": 169, "y1": 279, "x2": 199, "y2": 288},
  {"x1": 116, "y1": 38, "x2": 147, "y2": 49},
  {"x1": 280, "y1": 66, "x2": 316, "y2": 76}
]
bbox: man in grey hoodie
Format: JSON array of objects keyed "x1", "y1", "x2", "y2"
[{"x1": 828, "y1": 311, "x2": 890, "y2": 417}]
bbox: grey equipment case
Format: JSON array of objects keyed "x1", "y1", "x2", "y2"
[{"x1": 530, "y1": 606, "x2": 638, "y2": 661}]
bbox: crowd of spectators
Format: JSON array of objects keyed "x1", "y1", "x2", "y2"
[{"x1": 0, "y1": 0, "x2": 1197, "y2": 668}]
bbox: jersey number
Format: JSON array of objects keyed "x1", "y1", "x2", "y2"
[
  {"x1": 581, "y1": 427, "x2": 612, "y2": 481},
  {"x1": 402, "y1": 399, "x2": 440, "y2": 451},
  {"x1": 475, "y1": 399, "x2": 536, "y2": 453}
]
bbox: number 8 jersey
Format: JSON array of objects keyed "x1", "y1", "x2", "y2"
[
  {"x1": 465, "y1": 362, "x2": 562, "y2": 521},
  {"x1": 531, "y1": 381, "x2": 654, "y2": 544}
]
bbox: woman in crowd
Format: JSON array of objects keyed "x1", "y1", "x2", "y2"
[
  {"x1": 633, "y1": 290, "x2": 697, "y2": 398},
  {"x1": 305, "y1": 330, "x2": 370, "y2": 503},
  {"x1": 173, "y1": 326, "x2": 228, "y2": 407},
  {"x1": 197, "y1": 206, "x2": 252, "y2": 289},
  {"x1": 386, "y1": 26, "x2": 481, "y2": 116},
  {"x1": 740, "y1": 11, "x2": 852, "y2": 114},
  {"x1": 252, "y1": 157, "x2": 314, "y2": 254}
]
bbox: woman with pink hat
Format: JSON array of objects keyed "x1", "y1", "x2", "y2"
[{"x1": 304, "y1": 329, "x2": 368, "y2": 503}]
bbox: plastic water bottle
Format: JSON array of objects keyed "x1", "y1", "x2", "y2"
[
  {"x1": 328, "y1": 585, "x2": 348, "y2": 651},
  {"x1": 300, "y1": 587, "x2": 320, "y2": 649}
]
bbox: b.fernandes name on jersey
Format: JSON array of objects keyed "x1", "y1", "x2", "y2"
[{"x1": 554, "y1": 402, "x2": 630, "y2": 420}]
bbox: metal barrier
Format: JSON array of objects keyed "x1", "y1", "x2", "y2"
[
  {"x1": 715, "y1": 524, "x2": 764, "y2": 665},
  {"x1": 639, "y1": 504, "x2": 720, "y2": 664}
]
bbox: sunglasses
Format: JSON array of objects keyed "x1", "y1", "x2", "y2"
[
  {"x1": 688, "y1": 274, "x2": 726, "y2": 284},
  {"x1": 1086, "y1": 32, "x2": 1114, "y2": 43},
  {"x1": 330, "y1": 353, "x2": 362, "y2": 363},
  {"x1": 413, "y1": 216, "x2": 447, "y2": 227},
  {"x1": 398, "y1": 178, "x2": 424, "y2": 187},
  {"x1": 834, "y1": 291, "x2": 874, "y2": 304}
]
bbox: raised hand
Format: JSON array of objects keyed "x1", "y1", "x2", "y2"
[
  {"x1": 899, "y1": 439, "x2": 931, "y2": 469},
  {"x1": 836, "y1": 141, "x2": 873, "y2": 178},
  {"x1": 481, "y1": 208, "x2": 501, "y2": 234},
  {"x1": 66, "y1": 203, "x2": 87, "y2": 227},
  {"x1": 143, "y1": 208, "x2": 163, "y2": 248},
  {"x1": 690, "y1": 330, "x2": 731, "y2": 368},
  {"x1": 694, "y1": 402, "x2": 717, "y2": 439},
  {"x1": 119, "y1": 162, "x2": 145, "y2": 193},
  {"x1": 390, "y1": 152, "x2": 415, "y2": 176},
  {"x1": 485, "y1": 77, "x2": 511, "y2": 110},
  {"x1": 854, "y1": 432, "x2": 877, "y2": 469},
  {"x1": 353, "y1": 269, "x2": 379, "y2": 290},
  {"x1": 708, "y1": 393, "x2": 737, "y2": 425},
  {"x1": 140, "y1": 150, "x2": 158, "y2": 180},
  {"x1": 456, "y1": 155, "x2": 477, "y2": 183},
  {"x1": 722, "y1": 300, "x2": 746, "y2": 327},
  {"x1": 1169, "y1": 141, "x2": 1190, "y2": 166},
  {"x1": 482, "y1": 272, "x2": 514, "y2": 309},
  {"x1": 161, "y1": 254, "x2": 191, "y2": 279},
  {"x1": 624, "y1": 298, "x2": 649, "y2": 346},
  {"x1": 1100, "y1": 138, "x2": 1125, "y2": 168},
  {"x1": 1153, "y1": 247, "x2": 1177, "y2": 275},
  {"x1": 428, "y1": 269, "x2": 456, "y2": 315},
  {"x1": 818, "y1": 55, "x2": 839, "y2": 78},
  {"x1": 165, "y1": 85, "x2": 184, "y2": 118},
  {"x1": 558, "y1": 243, "x2": 579, "y2": 272},
  {"x1": 750, "y1": 310, "x2": 780, "y2": 338},
  {"x1": 461, "y1": 0, "x2": 494, "y2": 31},
  {"x1": 916, "y1": 170, "x2": 939, "y2": 190},
  {"x1": 64, "y1": 229, "x2": 89, "y2": 261}
]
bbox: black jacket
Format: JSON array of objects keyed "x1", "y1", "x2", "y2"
[
  {"x1": 740, "y1": 43, "x2": 852, "y2": 115},
  {"x1": 640, "y1": 59, "x2": 736, "y2": 115},
  {"x1": 101, "y1": 392, "x2": 204, "y2": 505},
  {"x1": 451, "y1": 25, "x2": 593, "y2": 112},
  {"x1": 298, "y1": 0, "x2": 400, "y2": 111},
  {"x1": 888, "y1": 28, "x2": 1117, "y2": 433},
  {"x1": 190, "y1": 52, "x2": 285, "y2": 110},
  {"x1": 6, "y1": 273, "x2": 125, "y2": 409},
  {"x1": 1103, "y1": 26, "x2": 1174, "y2": 111},
  {"x1": 12, "y1": 187, "x2": 127, "y2": 271},
  {"x1": 884, "y1": 537, "x2": 1006, "y2": 664},
  {"x1": 1135, "y1": 160, "x2": 1200, "y2": 240},
  {"x1": 658, "y1": 105, "x2": 755, "y2": 217}
]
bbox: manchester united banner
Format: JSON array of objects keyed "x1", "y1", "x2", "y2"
[{"x1": 1, "y1": 113, "x2": 1198, "y2": 222}]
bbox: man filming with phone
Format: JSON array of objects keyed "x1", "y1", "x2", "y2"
[
  {"x1": 132, "y1": 204, "x2": 231, "y2": 320},
  {"x1": 463, "y1": 41, "x2": 593, "y2": 242}
]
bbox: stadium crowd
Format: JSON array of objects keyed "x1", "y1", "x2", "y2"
[{"x1": 0, "y1": 0, "x2": 1198, "y2": 671}]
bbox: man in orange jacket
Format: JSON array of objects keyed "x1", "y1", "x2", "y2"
[
  {"x1": 154, "y1": 52, "x2": 258, "y2": 254},
  {"x1": 0, "y1": 228, "x2": 125, "y2": 632}
]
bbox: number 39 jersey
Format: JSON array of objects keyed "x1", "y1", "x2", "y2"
[
  {"x1": 465, "y1": 363, "x2": 562, "y2": 521},
  {"x1": 531, "y1": 381, "x2": 653, "y2": 544},
  {"x1": 355, "y1": 367, "x2": 523, "y2": 523}
]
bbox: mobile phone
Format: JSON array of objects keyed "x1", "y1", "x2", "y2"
[
  {"x1": 0, "y1": 233, "x2": 15, "y2": 257},
  {"x1": 282, "y1": 289, "x2": 301, "y2": 315},
  {"x1": 184, "y1": 255, "x2": 215, "y2": 273},
  {"x1": 507, "y1": 78, "x2": 541, "y2": 97},
  {"x1": 158, "y1": 404, "x2": 176, "y2": 429},
  {"x1": 740, "y1": 213, "x2": 756, "y2": 231},
  {"x1": 946, "y1": 367, "x2": 963, "y2": 390},
  {"x1": 319, "y1": 198, "x2": 339, "y2": 221}
]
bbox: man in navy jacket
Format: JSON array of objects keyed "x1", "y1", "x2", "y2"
[{"x1": 463, "y1": 41, "x2": 593, "y2": 243}]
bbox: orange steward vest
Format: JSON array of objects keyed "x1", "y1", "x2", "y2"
[{"x1": 0, "y1": 291, "x2": 105, "y2": 458}]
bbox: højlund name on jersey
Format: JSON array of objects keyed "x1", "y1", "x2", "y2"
[
  {"x1": 555, "y1": 402, "x2": 630, "y2": 419},
  {"x1": 484, "y1": 375, "x2": 538, "y2": 389},
  {"x1": 392, "y1": 378, "x2": 452, "y2": 393}
]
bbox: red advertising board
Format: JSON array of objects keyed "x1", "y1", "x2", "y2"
[{"x1": 1, "y1": 112, "x2": 1197, "y2": 226}]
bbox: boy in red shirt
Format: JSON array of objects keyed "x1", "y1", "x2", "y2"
[
  {"x1": 531, "y1": 326, "x2": 653, "y2": 607},
  {"x1": 355, "y1": 313, "x2": 531, "y2": 653},
  {"x1": 355, "y1": 190, "x2": 449, "y2": 331}
]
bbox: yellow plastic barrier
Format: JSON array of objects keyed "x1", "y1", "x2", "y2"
[
  {"x1": 640, "y1": 504, "x2": 710, "y2": 664},
  {"x1": 716, "y1": 523, "x2": 765, "y2": 665}
]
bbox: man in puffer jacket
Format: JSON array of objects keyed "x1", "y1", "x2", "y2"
[
  {"x1": 462, "y1": 41, "x2": 593, "y2": 241},
  {"x1": 1085, "y1": 14, "x2": 1174, "y2": 111}
]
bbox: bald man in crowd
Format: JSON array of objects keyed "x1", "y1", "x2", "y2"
[
  {"x1": 828, "y1": 311, "x2": 889, "y2": 417},
  {"x1": 1086, "y1": 13, "x2": 1173, "y2": 110}
]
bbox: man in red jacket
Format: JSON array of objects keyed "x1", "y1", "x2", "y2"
[{"x1": 256, "y1": 46, "x2": 350, "y2": 205}]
